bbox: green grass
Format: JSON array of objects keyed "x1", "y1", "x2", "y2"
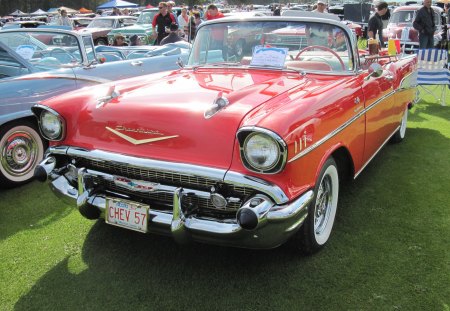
[{"x1": 1, "y1": 95, "x2": 449, "y2": 311}]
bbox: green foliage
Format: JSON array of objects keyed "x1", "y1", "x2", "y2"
[{"x1": 0, "y1": 95, "x2": 449, "y2": 311}]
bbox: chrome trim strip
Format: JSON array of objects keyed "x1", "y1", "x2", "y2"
[
  {"x1": 354, "y1": 125, "x2": 400, "y2": 178},
  {"x1": 46, "y1": 146, "x2": 290, "y2": 204},
  {"x1": 288, "y1": 89, "x2": 397, "y2": 163},
  {"x1": 223, "y1": 171, "x2": 289, "y2": 204}
]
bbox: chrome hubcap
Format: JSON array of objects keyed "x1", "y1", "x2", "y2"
[
  {"x1": 314, "y1": 175, "x2": 332, "y2": 235},
  {"x1": 1, "y1": 131, "x2": 38, "y2": 177}
]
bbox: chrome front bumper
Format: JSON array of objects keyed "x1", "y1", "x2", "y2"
[{"x1": 37, "y1": 149, "x2": 313, "y2": 249}]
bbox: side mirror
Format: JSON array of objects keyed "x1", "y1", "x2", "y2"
[{"x1": 366, "y1": 63, "x2": 383, "y2": 80}]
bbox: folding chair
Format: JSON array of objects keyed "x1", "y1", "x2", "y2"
[{"x1": 415, "y1": 49, "x2": 450, "y2": 106}]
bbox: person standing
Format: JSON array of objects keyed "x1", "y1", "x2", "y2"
[
  {"x1": 367, "y1": 2, "x2": 388, "y2": 47},
  {"x1": 56, "y1": 10, "x2": 73, "y2": 29},
  {"x1": 152, "y1": 2, "x2": 177, "y2": 45},
  {"x1": 178, "y1": 7, "x2": 189, "y2": 36},
  {"x1": 205, "y1": 4, "x2": 225, "y2": 20},
  {"x1": 312, "y1": 0, "x2": 327, "y2": 13},
  {"x1": 413, "y1": 0, "x2": 436, "y2": 49}
]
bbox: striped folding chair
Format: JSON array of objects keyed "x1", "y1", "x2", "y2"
[{"x1": 415, "y1": 49, "x2": 450, "y2": 106}]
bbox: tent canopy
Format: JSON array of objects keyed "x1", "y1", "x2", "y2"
[
  {"x1": 31, "y1": 9, "x2": 47, "y2": 16},
  {"x1": 79, "y1": 7, "x2": 93, "y2": 13},
  {"x1": 10, "y1": 9, "x2": 27, "y2": 16},
  {"x1": 97, "y1": 0, "x2": 138, "y2": 10}
]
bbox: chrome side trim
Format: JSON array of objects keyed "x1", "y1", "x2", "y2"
[
  {"x1": 288, "y1": 89, "x2": 397, "y2": 163},
  {"x1": 354, "y1": 126, "x2": 399, "y2": 178},
  {"x1": 223, "y1": 171, "x2": 289, "y2": 204}
]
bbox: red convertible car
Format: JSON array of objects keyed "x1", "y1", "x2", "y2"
[{"x1": 33, "y1": 16, "x2": 417, "y2": 253}]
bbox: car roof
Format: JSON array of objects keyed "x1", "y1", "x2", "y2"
[{"x1": 394, "y1": 5, "x2": 443, "y2": 12}]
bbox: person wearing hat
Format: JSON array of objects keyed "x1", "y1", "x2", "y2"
[
  {"x1": 160, "y1": 23, "x2": 183, "y2": 45},
  {"x1": 313, "y1": 1, "x2": 327, "y2": 13},
  {"x1": 129, "y1": 35, "x2": 142, "y2": 46},
  {"x1": 112, "y1": 34, "x2": 128, "y2": 46}
]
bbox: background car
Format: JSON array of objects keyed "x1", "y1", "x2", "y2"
[
  {"x1": 0, "y1": 28, "x2": 190, "y2": 188},
  {"x1": 33, "y1": 17, "x2": 417, "y2": 253},
  {"x1": 107, "y1": 7, "x2": 183, "y2": 46},
  {"x1": 383, "y1": 5, "x2": 445, "y2": 52},
  {"x1": 78, "y1": 16, "x2": 137, "y2": 45}
]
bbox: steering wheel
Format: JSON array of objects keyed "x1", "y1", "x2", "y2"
[
  {"x1": 49, "y1": 48, "x2": 77, "y2": 63},
  {"x1": 295, "y1": 45, "x2": 345, "y2": 71}
]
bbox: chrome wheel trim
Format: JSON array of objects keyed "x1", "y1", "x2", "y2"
[
  {"x1": 0, "y1": 126, "x2": 44, "y2": 182},
  {"x1": 313, "y1": 164, "x2": 339, "y2": 245},
  {"x1": 399, "y1": 107, "x2": 408, "y2": 139}
]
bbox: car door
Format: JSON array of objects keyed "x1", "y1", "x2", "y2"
[{"x1": 361, "y1": 63, "x2": 397, "y2": 164}]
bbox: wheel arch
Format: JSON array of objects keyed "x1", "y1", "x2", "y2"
[{"x1": 314, "y1": 144, "x2": 355, "y2": 186}]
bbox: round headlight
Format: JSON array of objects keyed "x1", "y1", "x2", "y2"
[
  {"x1": 243, "y1": 133, "x2": 280, "y2": 171},
  {"x1": 40, "y1": 111, "x2": 62, "y2": 140}
]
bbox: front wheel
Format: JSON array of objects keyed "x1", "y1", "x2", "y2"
[
  {"x1": 0, "y1": 121, "x2": 45, "y2": 188},
  {"x1": 292, "y1": 157, "x2": 339, "y2": 254}
]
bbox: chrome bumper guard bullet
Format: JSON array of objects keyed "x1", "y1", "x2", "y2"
[{"x1": 38, "y1": 155, "x2": 314, "y2": 249}]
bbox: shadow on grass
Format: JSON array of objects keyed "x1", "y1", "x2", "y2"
[
  {"x1": 13, "y1": 128, "x2": 450, "y2": 310},
  {"x1": 0, "y1": 181, "x2": 72, "y2": 241},
  {"x1": 410, "y1": 100, "x2": 450, "y2": 123}
]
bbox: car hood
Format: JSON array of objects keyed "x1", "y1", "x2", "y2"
[
  {"x1": 43, "y1": 69, "x2": 326, "y2": 169},
  {"x1": 109, "y1": 24, "x2": 148, "y2": 33},
  {"x1": 78, "y1": 27, "x2": 109, "y2": 34}
]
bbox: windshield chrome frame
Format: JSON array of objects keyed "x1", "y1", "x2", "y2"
[{"x1": 188, "y1": 16, "x2": 360, "y2": 75}]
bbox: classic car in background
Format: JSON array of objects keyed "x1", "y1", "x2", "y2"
[
  {"x1": 107, "y1": 7, "x2": 183, "y2": 46},
  {"x1": 70, "y1": 17, "x2": 94, "y2": 31},
  {"x1": 383, "y1": 5, "x2": 445, "y2": 52},
  {"x1": 34, "y1": 17, "x2": 417, "y2": 253},
  {"x1": 77, "y1": 16, "x2": 137, "y2": 45},
  {"x1": 0, "y1": 28, "x2": 190, "y2": 188},
  {"x1": 107, "y1": 8, "x2": 158, "y2": 45}
]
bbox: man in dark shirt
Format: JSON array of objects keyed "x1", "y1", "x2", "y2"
[
  {"x1": 160, "y1": 23, "x2": 183, "y2": 45},
  {"x1": 368, "y1": 2, "x2": 388, "y2": 47},
  {"x1": 152, "y1": 2, "x2": 176, "y2": 45},
  {"x1": 413, "y1": 0, "x2": 436, "y2": 49}
]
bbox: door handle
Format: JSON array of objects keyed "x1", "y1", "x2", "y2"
[{"x1": 131, "y1": 61, "x2": 143, "y2": 66}]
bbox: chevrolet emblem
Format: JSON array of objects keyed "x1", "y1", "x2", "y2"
[{"x1": 106, "y1": 126, "x2": 178, "y2": 145}]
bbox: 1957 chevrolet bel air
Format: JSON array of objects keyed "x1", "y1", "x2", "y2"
[{"x1": 33, "y1": 16, "x2": 417, "y2": 253}]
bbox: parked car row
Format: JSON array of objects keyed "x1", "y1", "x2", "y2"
[{"x1": 0, "y1": 28, "x2": 190, "y2": 188}]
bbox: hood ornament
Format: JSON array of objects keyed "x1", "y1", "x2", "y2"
[
  {"x1": 96, "y1": 85, "x2": 120, "y2": 109},
  {"x1": 204, "y1": 92, "x2": 229, "y2": 119},
  {"x1": 106, "y1": 126, "x2": 178, "y2": 145}
]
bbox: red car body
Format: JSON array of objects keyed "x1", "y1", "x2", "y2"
[{"x1": 33, "y1": 17, "x2": 417, "y2": 252}]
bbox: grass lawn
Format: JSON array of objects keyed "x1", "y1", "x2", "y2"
[{"x1": 0, "y1": 95, "x2": 449, "y2": 311}]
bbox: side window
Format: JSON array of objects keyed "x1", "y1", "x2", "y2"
[{"x1": 0, "y1": 46, "x2": 29, "y2": 78}]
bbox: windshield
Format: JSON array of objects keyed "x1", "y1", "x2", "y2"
[
  {"x1": 137, "y1": 11, "x2": 157, "y2": 24},
  {"x1": 88, "y1": 18, "x2": 115, "y2": 28},
  {"x1": 390, "y1": 9, "x2": 440, "y2": 26},
  {"x1": 0, "y1": 31, "x2": 82, "y2": 69},
  {"x1": 188, "y1": 20, "x2": 354, "y2": 73}
]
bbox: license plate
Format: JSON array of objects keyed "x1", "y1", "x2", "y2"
[{"x1": 106, "y1": 197, "x2": 149, "y2": 233}]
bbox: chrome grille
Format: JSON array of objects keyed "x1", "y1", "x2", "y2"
[{"x1": 93, "y1": 178, "x2": 241, "y2": 212}]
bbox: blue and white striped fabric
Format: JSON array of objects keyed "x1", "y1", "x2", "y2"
[
  {"x1": 414, "y1": 49, "x2": 449, "y2": 105},
  {"x1": 415, "y1": 49, "x2": 449, "y2": 85}
]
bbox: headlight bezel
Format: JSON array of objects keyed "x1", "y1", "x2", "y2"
[
  {"x1": 237, "y1": 127, "x2": 287, "y2": 174},
  {"x1": 33, "y1": 105, "x2": 66, "y2": 141}
]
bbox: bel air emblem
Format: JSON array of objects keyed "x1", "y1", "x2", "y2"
[
  {"x1": 106, "y1": 126, "x2": 178, "y2": 145},
  {"x1": 114, "y1": 176, "x2": 159, "y2": 192}
]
